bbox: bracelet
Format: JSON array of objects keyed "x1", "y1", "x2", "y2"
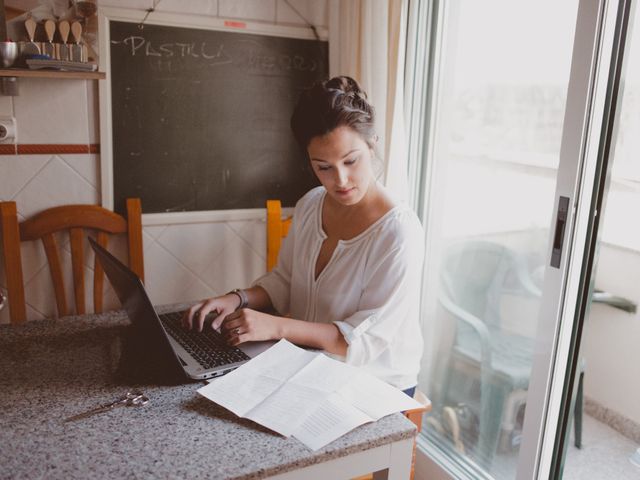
[{"x1": 227, "y1": 288, "x2": 249, "y2": 310}]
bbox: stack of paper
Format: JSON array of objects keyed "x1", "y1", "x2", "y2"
[{"x1": 197, "y1": 340, "x2": 424, "y2": 450}]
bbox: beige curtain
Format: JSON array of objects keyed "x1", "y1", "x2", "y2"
[{"x1": 328, "y1": 0, "x2": 409, "y2": 200}]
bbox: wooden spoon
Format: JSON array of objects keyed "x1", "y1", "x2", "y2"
[
  {"x1": 43, "y1": 19, "x2": 56, "y2": 58},
  {"x1": 44, "y1": 20, "x2": 55, "y2": 43},
  {"x1": 57, "y1": 21, "x2": 70, "y2": 60},
  {"x1": 25, "y1": 17, "x2": 36, "y2": 41},
  {"x1": 71, "y1": 21, "x2": 82, "y2": 45},
  {"x1": 22, "y1": 16, "x2": 41, "y2": 55},
  {"x1": 70, "y1": 21, "x2": 85, "y2": 62}
]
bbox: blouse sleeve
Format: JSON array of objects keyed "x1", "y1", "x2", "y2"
[{"x1": 333, "y1": 216, "x2": 424, "y2": 366}]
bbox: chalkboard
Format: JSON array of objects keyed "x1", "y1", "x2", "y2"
[{"x1": 108, "y1": 20, "x2": 326, "y2": 215}]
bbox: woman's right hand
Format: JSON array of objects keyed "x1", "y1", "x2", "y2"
[{"x1": 181, "y1": 294, "x2": 240, "y2": 332}]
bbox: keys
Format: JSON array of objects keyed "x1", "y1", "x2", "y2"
[{"x1": 65, "y1": 391, "x2": 149, "y2": 422}]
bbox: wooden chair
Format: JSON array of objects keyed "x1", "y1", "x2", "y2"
[
  {"x1": 266, "y1": 200, "x2": 292, "y2": 272},
  {"x1": 0, "y1": 198, "x2": 144, "y2": 324},
  {"x1": 266, "y1": 199, "x2": 430, "y2": 480}
]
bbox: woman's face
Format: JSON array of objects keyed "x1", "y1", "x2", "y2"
[{"x1": 307, "y1": 126, "x2": 376, "y2": 207}]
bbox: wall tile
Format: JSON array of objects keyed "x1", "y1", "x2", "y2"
[
  {"x1": 156, "y1": 222, "x2": 237, "y2": 277},
  {"x1": 0, "y1": 95, "x2": 13, "y2": 117},
  {"x1": 156, "y1": 0, "x2": 218, "y2": 16},
  {"x1": 0, "y1": 235, "x2": 50, "y2": 316},
  {"x1": 0, "y1": 154, "x2": 49, "y2": 201},
  {"x1": 200, "y1": 231, "x2": 265, "y2": 295},
  {"x1": 60, "y1": 154, "x2": 99, "y2": 189},
  {"x1": 102, "y1": 283, "x2": 121, "y2": 313},
  {"x1": 276, "y1": 0, "x2": 328, "y2": 27},
  {"x1": 23, "y1": 258, "x2": 64, "y2": 319},
  {"x1": 19, "y1": 236, "x2": 52, "y2": 284},
  {"x1": 13, "y1": 79, "x2": 90, "y2": 144},
  {"x1": 219, "y1": 0, "x2": 276, "y2": 22},
  {"x1": 181, "y1": 275, "x2": 216, "y2": 303},
  {"x1": 144, "y1": 225, "x2": 168, "y2": 240},
  {"x1": 227, "y1": 218, "x2": 266, "y2": 262},
  {"x1": 13, "y1": 155, "x2": 99, "y2": 218},
  {"x1": 144, "y1": 240, "x2": 200, "y2": 305}
]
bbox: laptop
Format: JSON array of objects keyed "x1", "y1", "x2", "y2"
[{"x1": 89, "y1": 237, "x2": 272, "y2": 383}]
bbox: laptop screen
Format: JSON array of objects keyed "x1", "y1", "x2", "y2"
[{"x1": 89, "y1": 237, "x2": 187, "y2": 384}]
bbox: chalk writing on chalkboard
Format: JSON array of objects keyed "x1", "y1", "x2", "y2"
[{"x1": 108, "y1": 20, "x2": 327, "y2": 215}]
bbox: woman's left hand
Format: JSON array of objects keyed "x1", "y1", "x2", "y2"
[{"x1": 220, "y1": 308, "x2": 283, "y2": 346}]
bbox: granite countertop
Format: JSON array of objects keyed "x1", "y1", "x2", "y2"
[{"x1": 0, "y1": 309, "x2": 417, "y2": 479}]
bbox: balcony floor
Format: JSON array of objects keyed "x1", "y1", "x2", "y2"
[{"x1": 563, "y1": 414, "x2": 639, "y2": 479}]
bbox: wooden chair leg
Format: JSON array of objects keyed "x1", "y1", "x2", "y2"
[{"x1": 0, "y1": 202, "x2": 27, "y2": 324}]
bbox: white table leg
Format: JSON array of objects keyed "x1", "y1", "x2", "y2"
[
  {"x1": 267, "y1": 437, "x2": 414, "y2": 479},
  {"x1": 372, "y1": 437, "x2": 414, "y2": 480}
]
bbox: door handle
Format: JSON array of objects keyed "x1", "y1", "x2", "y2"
[{"x1": 551, "y1": 196, "x2": 570, "y2": 268}]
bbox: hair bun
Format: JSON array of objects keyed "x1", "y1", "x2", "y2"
[
  {"x1": 291, "y1": 75, "x2": 376, "y2": 149},
  {"x1": 326, "y1": 76, "x2": 368, "y2": 101}
]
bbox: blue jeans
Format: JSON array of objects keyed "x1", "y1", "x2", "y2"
[{"x1": 403, "y1": 386, "x2": 416, "y2": 398}]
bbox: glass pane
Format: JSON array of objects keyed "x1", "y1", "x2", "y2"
[
  {"x1": 563, "y1": 4, "x2": 640, "y2": 479},
  {"x1": 417, "y1": 1, "x2": 579, "y2": 478}
]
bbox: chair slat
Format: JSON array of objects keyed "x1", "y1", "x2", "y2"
[
  {"x1": 126, "y1": 198, "x2": 144, "y2": 282},
  {"x1": 20, "y1": 205, "x2": 127, "y2": 241},
  {"x1": 42, "y1": 233, "x2": 68, "y2": 317},
  {"x1": 266, "y1": 200, "x2": 292, "y2": 272},
  {"x1": 93, "y1": 233, "x2": 108, "y2": 313},
  {"x1": 0, "y1": 202, "x2": 27, "y2": 324},
  {"x1": 70, "y1": 227, "x2": 85, "y2": 315},
  {"x1": 2, "y1": 198, "x2": 144, "y2": 321}
]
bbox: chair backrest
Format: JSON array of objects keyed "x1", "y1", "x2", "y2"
[
  {"x1": 0, "y1": 198, "x2": 144, "y2": 324},
  {"x1": 440, "y1": 240, "x2": 541, "y2": 328},
  {"x1": 266, "y1": 200, "x2": 292, "y2": 272}
]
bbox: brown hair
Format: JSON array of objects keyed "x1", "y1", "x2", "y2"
[{"x1": 290, "y1": 76, "x2": 376, "y2": 150}]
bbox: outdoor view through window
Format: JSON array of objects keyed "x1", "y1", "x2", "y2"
[{"x1": 417, "y1": 1, "x2": 579, "y2": 478}]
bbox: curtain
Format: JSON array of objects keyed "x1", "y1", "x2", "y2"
[{"x1": 328, "y1": 0, "x2": 410, "y2": 200}]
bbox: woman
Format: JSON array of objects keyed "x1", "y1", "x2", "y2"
[{"x1": 183, "y1": 76, "x2": 424, "y2": 395}]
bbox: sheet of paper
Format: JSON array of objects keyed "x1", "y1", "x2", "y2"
[
  {"x1": 199, "y1": 374, "x2": 281, "y2": 417},
  {"x1": 199, "y1": 340, "x2": 317, "y2": 416},
  {"x1": 198, "y1": 339, "x2": 429, "y2": 451},
  {"x1": 244, "y1": 382, "x2": 324, "y2": 437},
  {"x1": 292, "y1": 392, "x2": 372, "y2": 450},
  {"x1": 337, "y1": 372, "x2": 422, "y2": 420},
  {"x1": 287, "y1": 353, "x2": 355, "y2": 393}
]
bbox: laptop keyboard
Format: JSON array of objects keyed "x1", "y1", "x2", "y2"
[{"x1": 159, "y1": 311, "x2": 250, "y2": 369}]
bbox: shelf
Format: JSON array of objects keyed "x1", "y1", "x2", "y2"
[{"x1": 0, "y1": 69, "x2": 105, "y2": 80}]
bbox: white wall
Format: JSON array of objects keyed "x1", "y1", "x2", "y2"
[
  {"x1": 582, "y1": 242, "x2": 640, "y2": 425},
  {"x1": 0, "y1": 0, "x2": 328, "y2": 323}
]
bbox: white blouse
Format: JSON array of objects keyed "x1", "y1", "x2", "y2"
[{"x1": 254, "y1": 186, "x2": 425, "y2": 389}]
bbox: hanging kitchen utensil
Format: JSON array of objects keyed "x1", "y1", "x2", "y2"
[
  {"x1": 20, "y1": 16, "x2": 41, "y2": 57},
  {"x1": 57, "y1": 20, "x2": 70, "y2": 61},
  {"x1": 70, "y1": 21, "x2": 86, "y2": 62},
  {"x1": 43, "y1": 19, "x2": 56, "y2": 59}
]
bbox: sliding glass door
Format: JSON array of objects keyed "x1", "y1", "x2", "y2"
[
  {"x1": 404, "y1": 0, "x2": 632, "y2": 478},
  {"x1": 553, "y1": 0, "x2": 639, "y2": 477}
]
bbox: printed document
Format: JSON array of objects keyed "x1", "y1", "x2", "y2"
[{"x1": 198, "y1": 339, "x2": 425, "y2": 450}]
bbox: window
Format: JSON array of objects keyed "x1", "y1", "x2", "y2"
[{"x1": 410, "y1": 1, "x2": 580, "y2": 477}]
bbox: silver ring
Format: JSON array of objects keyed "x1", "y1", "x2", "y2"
[{"x1": 233, "y1": 328, "x2": 240, "y2": 336}]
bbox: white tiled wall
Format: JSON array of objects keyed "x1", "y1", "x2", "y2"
[{"x1": 0, "y1": 0, "x2": 327, "y2": 324}]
